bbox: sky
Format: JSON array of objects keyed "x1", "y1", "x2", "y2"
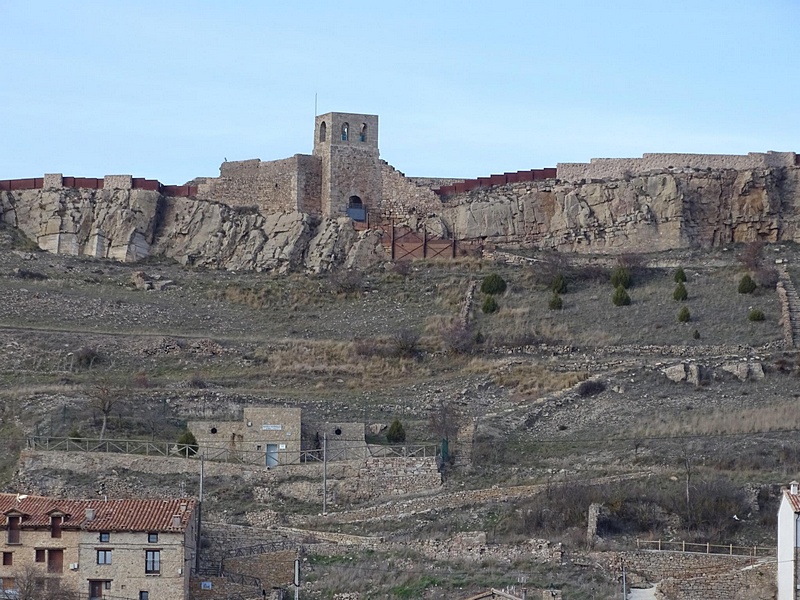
[{"x1": 1, "y1": 1, "x2": 798, "y2": 184}]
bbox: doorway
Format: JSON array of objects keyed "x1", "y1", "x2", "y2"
[{"x1": 266, "y1": 444, "x2": 278, "y2": 467}]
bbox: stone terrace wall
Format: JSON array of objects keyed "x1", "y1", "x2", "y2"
[
  {"x1": 558, "y1": 151, "x2": 797, "y2": 182},
  {"x1": 380, "y1": 161, "x2": 445, "y2": 219},
  {"x1": 196, "y1": 156, "x2": 321, "y2": 215},
  {"x1": 656, "y1": 562, "x2": 776, "y2": 600}
]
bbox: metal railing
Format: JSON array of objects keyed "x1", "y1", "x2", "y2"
[
  {"x1": 636, "y1": 539, "x2": 775, "y2": 557},
  {"x1": 226, "y1": 540, "x2": 299, "y2": 558},
  {"x1": 27, "y1": 436, "x2": 440, "y2": 466}
]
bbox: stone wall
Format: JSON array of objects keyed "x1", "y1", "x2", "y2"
[
  {"x1": 557, "y1": 151, "x2": 797, "y2": 182},
  {"x1": 195, "y1": 156, "x2": 318, "y2": 215},
  {"x1": 380, "y1": 161, "x2": 445, "y2": 219}
]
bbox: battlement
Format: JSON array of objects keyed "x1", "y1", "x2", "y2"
[{"x1": 0, "y1": 173, "x2": 197, "y2": 197}]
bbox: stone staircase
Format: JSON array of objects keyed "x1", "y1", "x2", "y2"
[{"x1": 776, "y1": 268, "x2": 800, "y2": 348}]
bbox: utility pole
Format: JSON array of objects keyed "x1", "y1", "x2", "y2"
[
  {"x1": 621, "y1": 560, "x2": 627, "y2": 600},
  {"x1": 322, "y1": 433, "x2": 328, "y2": 516},
  {"x1": 195, "y1": 456, "x2": 204, "y2": 572},
  {"x1": 294, "y1": 558, "x2": 300, "y2": 600}
]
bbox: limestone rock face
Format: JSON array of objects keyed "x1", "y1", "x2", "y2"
[
  {"x1": 436, "y1": 167, "x2": 800, "y2": 252},
  {"x1": 0, "y1": 189, "x2": 382, "y2": 273}
]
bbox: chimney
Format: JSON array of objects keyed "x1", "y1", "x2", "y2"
[
  {"x1": 85, "y1": 508, "x2": 96, "y2": 521},
  {"x1": 172, "y1": 515, "x2": 182, "y2": 527},
  {"x1": 791, "y1": 481, "x2": 799, "y2": 495}
]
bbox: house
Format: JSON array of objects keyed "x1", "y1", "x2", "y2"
[
  {"x1": 0, "y1": 493, "x2": 197, "y2": 600},
  {"x1": 778, "y1": 481, "x2": 800, "y2": 599}
]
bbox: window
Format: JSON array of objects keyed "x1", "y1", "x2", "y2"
[
  {"x1": 147, "y1": 532, "x2": 158, "y2": 543},
  {"x1": 97, "y1": 550, "x2": 112, "y2": 565},
  {"x1": 360, "y1": 123, "x2": 367, "y2": 142},
  {"x1": 6, "y1": 516, "x2": 20, "y2": 544},
  {"x1": 341, "y1": 122, "x2": 349, "y2": 141},
  {"x1": 47, "y1": 549, "x2": 63, "y2": 574},
  {"x1": 145, "y1": 550, "x2": 160, "y2": 574},
  {"x1": 99, "y1": 532, "x2": 110, "y2": 543},
  {"x1": 35, "y1": 549, "x2": 45, "y2": 563},
  {"x1": 139, "y1": 592, "x2": 149, "y2": 600},
  {"x1": 50, "y1": 515, "x2": 62, "y2": 538},
  {"x1": 319, "y1": 121, "x2": 326, "y2": 142},
  {"x1": 2, "y1": 552, "x2": 11, "y2": 566},
  {"x1": 104, "y1": 581, "x2": 112, "y2": 590}
]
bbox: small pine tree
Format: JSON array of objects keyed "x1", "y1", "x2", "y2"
[
  {"x1": 611, "y1": 267, "x2": 632, "y2": 289},
  {"x1": 482, "y1": 296, "x2": 499, "y2": 314},
  {"x1": 738, "y1": 274, "x2": 757, "y2": 294},
  {"x1": 612, "y1": 285, "x2": 631, "y2": 306},
  {"x1": 177, "y1": 430, "x2": 198, "y2": 456},
  {"x1": 551, "y1": 274, "x2": 567, "y2": 294},
  {"x1": 678, "y1": 306, "x2": 691, "y2": 322},
  {"x1": 548, "y1": 293, "x2": 563, "y2": 310},
  {"x1": 674, "y1": 267, "x2": 687, "y2": 283},
  {"x1": 480, "y1": 273, "x2": 507, "y2": 295},
  {"x1": 386, "y1": 419, "x2": 406, "y2": 443},
  {"x1": 673, "y1": 282, "x2": 688, "y2": 301},
  {"x1": 748, "y1": 308, "x2": 765, "y2": 322}
]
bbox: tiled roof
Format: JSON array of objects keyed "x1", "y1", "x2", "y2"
[
  {"x1": 0, "y1": 494, "x2": 196, "y2": 532},
  {"x1": 785, "y1": 489, "x2": 800, "y2": 513}
]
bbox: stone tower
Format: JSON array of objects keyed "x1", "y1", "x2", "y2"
[{"x1": 313, "y1": 112, "x2": 381, "y2": 220}]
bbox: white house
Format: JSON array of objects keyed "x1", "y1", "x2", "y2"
[{"x1": 778, "y1": 481, "x2": 800, "y2": 599}]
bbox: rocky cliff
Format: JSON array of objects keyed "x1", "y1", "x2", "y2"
[
  {"x1": 0, "y1": 187, "x2": 385, "y2": 272},
  {"x1": 433, "y1": 167, "x2": 800, "y2": 252},
  {"x1": 2, "y1": 167, "x2": 800, "y2": 270}
]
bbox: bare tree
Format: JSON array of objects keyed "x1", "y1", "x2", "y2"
[
  {"x1": 90, "y1": 381, "x2": 121, "y2": 441},
  {"x1": 11, "y1": 564, "x2": 79, "y2": 600},
  {"x1": 429, "y1": 401, "x2": 459, "y2": 443}
]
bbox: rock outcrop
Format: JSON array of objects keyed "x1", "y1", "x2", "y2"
[
  {"x1": 0, "y1": 187, "x2": 387, "y2": 273},
  {"x1": 434, "y1": 167, "x2": 800, "y2": 252}
]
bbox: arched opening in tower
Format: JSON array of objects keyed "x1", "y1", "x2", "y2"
[{"x1": 347, "y1": 195, "x2": 366, "y2": 222}]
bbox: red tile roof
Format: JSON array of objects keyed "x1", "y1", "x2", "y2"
[
  {"x1": 0, "y1": 494, "x2": 196, "y2": 532},
  {"x1": 785, "y1": 489, "x2": 800, "y2": 513}
]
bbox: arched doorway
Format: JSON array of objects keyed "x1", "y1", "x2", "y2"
[{"x1": 347, "y1": 195, "x2": 366, "y2": 222}]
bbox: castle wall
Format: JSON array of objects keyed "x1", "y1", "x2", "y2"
[
  {"x1": 558, "y1": 151, "x2": 797, "y2": 182},
  {"x1": 380, "y1": 161, "x2": 444, "y2": 219},
  {"x1": 195, "y1": 156, "x2": 320, "y2": 215}
]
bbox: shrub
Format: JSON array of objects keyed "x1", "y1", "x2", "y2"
[
  {"x1": 482, "y1": 296, "x2": 499, "y2": 314},
  {"x1": 578, "y1": 380, "x2": 606, "y2": 397},
  {"x1": 177, "y1": 430, "x2": 198, "y2": 456},
  {"x1": 548, "y1": 293, "x2": 563, "y2": 310},
  {"x1": 754, "y1": 266, "x2": 779, "y2": 288},
  {"x1": 673, "y1": 282, "x2": 688, "y2": 301},
  {"x1": 748, "y1": 309, "x2": 765, "y2": 322},
  {"x1": 480, "y1": 273, "x2": 507, "y2": 295},
  {"x1": 678, "y1": 306, "x2": 691, "y2": 322},
  {"x1": 611, "y1": 267, "x2": 632, "y2": 289},
  {"x1": 551, "y1": 273, "x2": 567, "y2": 294},
  {"x1": 386, "y1": 419, "x2": 406, "y2": 443},
  {"x1": 439, "y1": 321, "x2": 477, "y2": 354},
  {"x1": 612, "y1": 285, "x2": 631, "y2": 306},
  {"x1": 330, "y1": 270, "x2": 365, "y2": 295},
  {"x1": 674, "y1": 267, "x2": 687, "y2": 283},
  {"x1": 74, "y1": 346, "x2": 101, "y2": 370},
  {"x1": 738, "y1": 274, "x2": 757, "y2": 294},
  {"x1": 390, "y1": 328, "x2": 420, "y2": 358},
  {"x1": 693, "y1": 329, "x2": 701, "y2": 339}
]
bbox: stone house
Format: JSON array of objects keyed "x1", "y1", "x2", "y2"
[
  {"x1": 778, "y1": 481, "x2": 800, "y2": 599},
  {"x1": 0, "y1": 493, "x2": 197, "y2": 600},
  {"x1": 188, "y1": 408, "x2": 368, "y2": 466}
]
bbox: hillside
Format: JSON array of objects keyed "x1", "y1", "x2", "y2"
[{"x1": 1, "y1": 221, "x2": 798, "y2": 598}]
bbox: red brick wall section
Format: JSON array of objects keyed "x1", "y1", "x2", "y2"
[
  {"x1": 433, "y1": 168, "x2": 557, "y2": 197},
  {"x1": 0, "y1": 176, "x2": 198, "y2": 197}
]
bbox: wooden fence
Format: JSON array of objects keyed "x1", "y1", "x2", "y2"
[{"x1": 636, "y1": 539, "x2": 774, "y2": 557}]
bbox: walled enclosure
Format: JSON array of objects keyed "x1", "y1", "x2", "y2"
[{"x1": 189, "y1": 407, "x2": 302, "y2": 466}]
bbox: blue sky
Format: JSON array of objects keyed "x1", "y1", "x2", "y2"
[{"x1": 1, "y1": 1, "x2": 798, "y2": 184}]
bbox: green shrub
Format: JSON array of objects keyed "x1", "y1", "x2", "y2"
[
  {"x1": 482, "y1": 296, "x2": 499, "y2": 314},
  {"x1": 578, "y1": 380, "x2": 606, "y2": 397},
  {"x1": 693, "y1": 329, "x2": 700, "y2": 339},
  {"x1": 673, "y1": 282, "x2": 688, "y2": 301},
  {"x1": 386, "y1": 419, "x2": 406, "y2": 443},
  {"x1": 480, "y1": 273, "x2": 507, "y2": 295},
  {"x1": 678, "y1": 306, "x2": 691, "y2": 322},
  {"x1": 548, "y1": 293, "x2": 563, "y2": 310},
  {"x1": 177, "y1": 430, "x2": 198, "y2": 456},
  {"x1": 612, "y1": 285, "x2": 631, "y2": 306},
  {"x1": 674, "y1": 267, "x2": 687, "y2": 283},
  {"x1": 611, "y1": 267, "x2": 632, "y2": 289},
  {"x1": 748, "y1": 309, "x2": 765, "y2": 322},
  {"x1": 551, "y1": 273, "x2": 567, "y2": 294},
  {"x1": 738, "y1": 274, "x2": 757, "y2": 294}
]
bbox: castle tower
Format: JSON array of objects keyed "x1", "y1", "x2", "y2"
[{"x1": 313, "y1": 112, "x2": 381, "y2": 220}]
